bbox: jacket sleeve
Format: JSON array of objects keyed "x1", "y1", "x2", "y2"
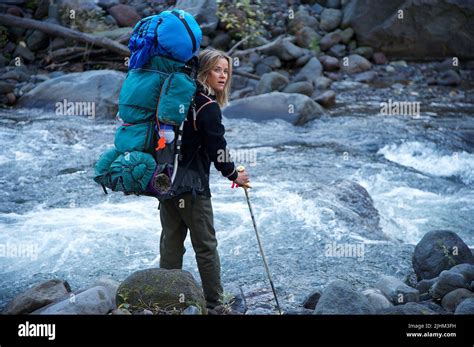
[{"x1": 198, "y1": 102, "x2": 238, "y2": 181}]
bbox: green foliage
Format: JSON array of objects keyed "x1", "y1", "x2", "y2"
[
  {"x1": 217, "y1": 0, "x2": 268, "y2": 45},
  {"x1": 25, "y1": 0, "x2": 37, "y2": 11},
  {"x1": 309, "y1": 36, "x2": 320, "y2": 53},
  {"x1": 218, "y1": 291, "x2": 236, "y2": 314}
]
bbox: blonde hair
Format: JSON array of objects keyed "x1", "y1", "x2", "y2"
[{"x1": 197, "y1": 48, "x2": 232, "y2": 107}]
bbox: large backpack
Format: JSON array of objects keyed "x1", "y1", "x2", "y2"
[{"x1": 93, "y1": 10, "x2": 202, "y2": 201}]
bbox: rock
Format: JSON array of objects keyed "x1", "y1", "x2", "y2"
[
  {"x1": 0, "y1": 54, "x2": 7, "y2": 68},
  {"x1": 283, "y1": 308, "x2": 314, "y2": 315},
  {"x1": 326, "y1": 0, "x2": 342, "y2": 9},
  {"x1": 314, "y1": 76, "x2": 332, "y2": 90},
  {"x1": 18, "y1": 70, "x2": 125, "y2": 118},
  {"x1": 361, "y1": 288, "x2": 393, "y2": 310},
  {"x1": 436, "y1": 70, "x2": 461, "y2": 86},
  {"x1": 3, "y1": 279, "x2": 70, "y2": 315},
  {"x1": 343, "y1": 0, "x2": 474, "y2": 60},
  {"x1": 295, "y1": 26, "x2": 321, "y2": 49},
  {"x1": 320, "y1": 31, "x2": 342, "y2": 51},
  {"x1": 377, "y1": 302, "x2": 437, "y2": 315},
  {"x1": 98, "y1": 0, "x2": 120, "y2": 9},
  {"x1": 212, "y1": 32, "x2": 232, "y2": 50},
  {"x1": 373, "y1": 52, "x2": 388, "y2": 65},
  {"x1": 339, "y1": 27, "x2": 354, "y2": 44},
  {"x1": 320, "y1": 8, "x2": 342, "y2": 32},
  {"x1": 92, "y1": 27, "x2": 133, "y2": 41},
  {"x1": 262, "y1": 56, "x2": 282, "y2": 69},
  {"x1": 314, "y1": 280, "x2": 375, "y2": 314},
  {"x1": 183, "y1": 305, "x2": 201, "y2": 315},
  {"x1": 418, "y1": 300, "x2": 449, "y2": 315},
  {"x1": 108, "y1": 4, "x2": 140, "y2": 27},
  {"x1": 416, "y1": 278, "x2": 437, "y2": 295},
  {"x1": 1, "y1": 68, "x2": 30, "y2": 82},
  {"x1": 340, "y1": 54, "x2": 372, "y2": 74},
  {"x1": 230, "y1": 293, "x2": 247, "y2": 314},
  {"x1": 254, "y1": 62, "x2": 273, "y2": 76},
  {"x1": 110, "y1": 308, "x2": 131, "y2": 315},
  {"x1": 0, "y1": 81, "x2": 15, "y2": 94},
  {"x1": 353, "y1": 70, "x2": 377, "y2": 83},
  {"x1": 449, "y1": 263, "x2": 474, "y2": 282},
  {"x1": 283, "y1": 81, "x2": 314, "y2": 96},
  {"x1": 116, "y1": 268, "x2": 206, "y2": 312},
  {"x1": 327, "y1": 44, "x2": 346, "y2": 58},
  {"x1": 314, "y1": 90, "x2": 336, "y2": 108},
  {"x1": 293, "y1": 57, "x2": 323, "y2": 86},
  {"x1": 375, "y1": 275, "x2": 419, "y2": 305},
  {"x1": 455, "y1": 298, "x2": 474, "y2": 314},
  {"x1": 302, "y1": 290, "x2": 321, "y2": 310},
  {"x1": 255, "y1": 72, "x2": 289, "y2": 94},
  {"x1": 173, "y1": 0, "x2": 218, "y2": 35},
  {"x1": 33, "y1": 286, "x2": 114, "y2": 315},
  {"x1": 26, "y1": 29, "x2": 49, "y2": 51},
  {"x1": 6, "y1": 92, "x2": 16, "y2": 104},
  {"x1": 331, "y1": 80, "x2": 367, "y2": 91},
  {"x1": 223, "y1": 92, "x2": 327, "y2": 126},
  {"x1": 295, "y1": 54, "x2": 313, "y2": 67},
  {"x1": 59, "y1": 0, "x2": 113, "y2": 33},
  {"x1": 13, "y1": 44, "x2": 35, "y2": 62},
  {"x1": 319, "y1": 55, "x2": 340, "y2": 71},
  {"x1": 353, "y1": 46, "x2": 374, "y2": 59},
  {"x1": 441, "y1": 288, "x2": 474, "y2": 312},
  {"x1": 93, "y1": 277, "x2": 120, "y2": 308},
  {"x1": 413, "y1": 230, "x2": 473, "y2": 280},
  {"x1": 432, "y1": 271, "x2": 469, "y2": 299},
  {"x1": 287, "y1": 9, "x2": 319, "y2": 35}
]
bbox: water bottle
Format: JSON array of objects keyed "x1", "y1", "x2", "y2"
[{"x1": 159, "y1": 122, "x2": 175, "y2": 144}]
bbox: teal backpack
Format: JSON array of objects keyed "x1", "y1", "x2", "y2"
[{"x1": 93, "y1": 11, "x2": 202, "y2": 201}]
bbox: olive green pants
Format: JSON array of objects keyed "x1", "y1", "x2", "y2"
[{"x1": 159, "y1": 193, "x2": 223, "y2": 308}]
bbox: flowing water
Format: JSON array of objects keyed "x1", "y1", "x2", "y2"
[{"x1": 1, "y1": 95, "x2": 473, "y2": 313}]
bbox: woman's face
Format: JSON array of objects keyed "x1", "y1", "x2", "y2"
[{"x1": 206, "y1": 57, "x2": 229, "y2": 93}]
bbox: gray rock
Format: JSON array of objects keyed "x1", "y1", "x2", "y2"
[
  {"x1": 339, "y1": 27, "x2": 354, "y2": 44},
  {"x1": 314, "y1": 280, "x2": 375, "y2": 314},
  {"x1": 327, "y1": 44, "x2": 346, "y2": 58},
  {"x1": 116, "y1": 268, "x2": 206, "y2": 313},
  {"x1": 314, "y1": 90, "x2": 336, "y2": 108},
  {"x1": 416, "y1": 278, "x2": 437, "y2": 295},
  {"x1": 314, "y1": 76, "x2": 332, "y2": 90},
  {"x1": 413, "y1": 230, "x2": 473, "y2": 280},
  {"x1": 1, "y1": 68, "x2": 30, "y2": 82},
  {"x1": 295, "y1": 26, "x2": 321, "y2": 49},
  {"x1": 283, "y1": 81, "x2": 314, "y2": 96},
  {"x1": 230, "y1": 293, "x2": 247, "y2": 314},
  {"x1": 449, "y1": 263, "x2": 474, "y2": 282},
  {"x1": 437, "y1": 70, "x2": 461, "y2": 86},
  {"x1": 183, "y1": 305, "x2": 201, "y2": 315},
  {"x1": 260, "y1": 39, "x2": 307, "y2": 61},
  {"x1": 343, "y1": 0, "x2": 474, "y2": 60},
  {"x1": 18, "y1": 70, "x2": 125, "y2": 118},
  {"x1": 254, "y1": 62, "x2": 273, "y2": 76},
  {"x1": 319, "y1": 55, "x2": 340, "y2": 71},
  {"x1": 255, "y1": 72, "x2": 289, "y2": 94},
  {"x1": 295, "y1": 54, "x2": 313, "y2": 67},
  {"x1": 362, "y1": 288, "x2": 393, "y2": 310},
  {"x1": 320, "y1": 8, "x2": 342, "y2": 32},
  {"x1": 432, "y1": 271, "x2": 469, "y2": 299},
  {"x1": 441, "y1": 288, "x2": 474, "y2": 312},
  {"x1": 223, "y1": 92, "x2": 327, "y2": 126},
  {"x1": 418, "y1": 300, "x2": 449, "y2": 315},
  {"x1": 331, "y1": 80, "x2": 367, "y2": 91},
  {"x1": 262, "y1": 55, "x2": 282, "y2": 69},
  {"x1": 283, "y1": 308, "x2": 314, "y2": 315},
  {"x1": 320, "y1": 31, "x2": 342, "y2": 51},
  {"x1": 293, "y1": 57, "x2": 323, "y2": 86},
  {"x1": 108, "y1": 4, "x2": 141, "y2": 27},
  {"x1": 0, "y1": 81, "x2": 15, "y2": 94},
  {"x1": 93, "y1": 276, "x2": 120, "y2": 308},
  {"x1": 287, "y1": 9, "x2": 319, "y2": 35},
  {"x1": 377, "y1": 302, "x2": 437, "y2": 315},
  {"x1": 454, "y1": 298, "x2": 474, "y2": 314},
  {"x1": 375, "y1": 275, "x2": 419, "y2": 305},
  {"x1": 373, "y1": 52, "x2": 388, "y2": 65},
  {"x1": 353, "y1": 46, "x2": 374, "y2": 59},
  {"x1": 354, "y1": 70, "x2": 377, "y2": 83},
  {"x1": 340, "y1": 54, "x2": 372, "y2": 74},
  {"x1": 212, "y1": 32, "x2": 232, "y2": 50},
  {"x1": 3, "y1": 279, "x2": 70, "y2": 315},
  {"x1": 302, "y1": 290, "x2": 321, "y2": 310},
  {"x1": 26, "y1": 29, "x2": 49, "y2": 51},
  {"x1": 173, "y1": 0, "x2": 217, "y2": 34},
  {"x1": 33, "y1": 286, "x2": 114, "y2": 314},
  {"x1": 13, "y1": 45, "x2": 35, "y2": 62},
  {"x1": 326, "y1": 0, "x2": 342, "y2": 9}
]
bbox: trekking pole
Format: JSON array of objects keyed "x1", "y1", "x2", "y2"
[{"x1": 236, "y1": 165, "x2": 282, "y2": 315}]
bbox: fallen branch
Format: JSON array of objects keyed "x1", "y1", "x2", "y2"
[
  {"x1": 233, "y1": 69, "x2": 260, "y2": 80},
  {"x1": 232, "y1": 35, "x2": 292, "y2": 56},
  {"x1": 226, "y1": 35, "x2": 251, "y2": 56},
  {"x1": 0, "y1": 14, "x2": 129, "y2": 56}
]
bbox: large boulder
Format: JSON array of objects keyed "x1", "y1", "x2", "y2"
[
  {"x1": 342, "y1": 0, "x2": 474, "y2": 60},
  {"x1": 18, "y1": 70, "x2": 125, "y2": 118},
  {"x1": 412, "y1": 230, "x2": 473, "y2": 280},
  {"x1": 255, "y1": 72, "x2": 289, "y2": 94},
  {"x1": 116, "y1": 268, "x2": 206, "y2": 313},
  {"x1": 432, "y1": 270, "x2": 470, "y2": 299},
  {"x1": 375, "y1": 275, "x2": 419, "y2": 305},
  {"x1": 32, "y1": 286, "x2": 114, "y2": 314},
  {"x1": 314, "y1": 280, "x2": 375, "y2": 314},
  {"x1": 3, "y1": 279, "x2": 70, "y2": 315},
  {"x1": 222, "y1": 92, "x2": 327, "y2": 126},
  {"x1": 340, "y1": 54, "x2": 372, "y2": 74}
]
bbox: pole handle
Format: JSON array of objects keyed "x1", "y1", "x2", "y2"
[{"x1": 236, "y1": 165, "x2": 252, "y2": 189}]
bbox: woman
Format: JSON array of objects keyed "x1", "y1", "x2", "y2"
[{"x1": 159, "y1": 48, "x2": 250, "y2": 310}]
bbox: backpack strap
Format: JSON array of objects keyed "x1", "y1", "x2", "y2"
[{"x1": 193, "y1": 92, "x2": 217, "y2": 131}]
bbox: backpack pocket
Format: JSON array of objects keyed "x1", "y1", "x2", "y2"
[
  {"x1": 114, "y1": 121, "x2": 155, "y2": 153},
  {"x1": 157, "y1": 72, "x2": 196, "y2": 126}
]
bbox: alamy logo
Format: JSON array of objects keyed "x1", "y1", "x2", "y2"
[
  {"x1": 55, "y1": 98, "x2": 96, "y2": 119},
  {"x1": 380, "y1": 99, "x2": 420, "y2": 117},
  {"x1": 18, "y1": 321, "x2": 56, "y2": 340}
]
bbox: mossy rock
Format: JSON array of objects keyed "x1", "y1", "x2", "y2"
[{"x1": 116, "y1": 268, "x2": 206, "y2": 313}]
